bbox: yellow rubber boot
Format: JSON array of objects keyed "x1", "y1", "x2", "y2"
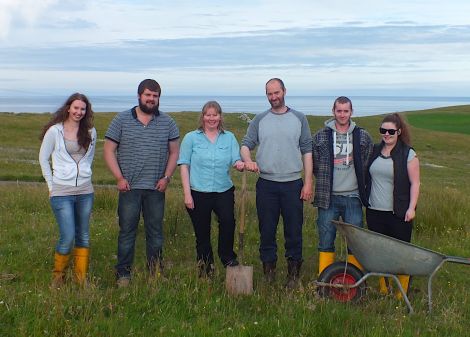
[
  {"x1": 318, "y1": 252, "x2": 335, "y2": 275},
  {"x1": 73, "y1": 247, "x2": 89, "y2": 285},
  {"x1": 347, "y1": 254, "x2": 364, "y2": 271},
  {"x1": 395, "y1": 275, "x2": 410, "y2": 300},
  {"x1": 52, "y1": 252, "x2": 70, "y2": 288},
  {"x1": 379, "y1": 277, "x2": 389, "y2": 294}
]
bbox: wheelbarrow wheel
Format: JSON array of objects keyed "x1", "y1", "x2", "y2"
[{"x1": 317, "y1": 261, "x2": 366, "y2": 302}]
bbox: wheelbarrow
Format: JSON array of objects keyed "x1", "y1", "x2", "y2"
[{"x1": 316, "y1": 220, "x2": 470, "y2": 314}]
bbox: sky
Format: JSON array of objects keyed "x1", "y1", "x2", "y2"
[{"x1": 1, "y1": 0, "x2": 470, "y2": 97}]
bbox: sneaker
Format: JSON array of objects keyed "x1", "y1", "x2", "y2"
[{"x1": 116, "y1": 277, "x2": 130, "y2": 288}]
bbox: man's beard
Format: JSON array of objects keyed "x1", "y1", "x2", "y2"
[
  {"x1": 138, "y1": 99, "x2": 159, "y2": 115},
  {"x1": 269, "y1": 97, "x2": 285, "y2": 110}
]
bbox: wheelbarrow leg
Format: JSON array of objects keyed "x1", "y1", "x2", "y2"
[
  {"x1": 389, "y1": 274, "x2": 414, "y2": 314},
  {"x1": 427, "y1": 259, "x2": 446, "y2": 314}
]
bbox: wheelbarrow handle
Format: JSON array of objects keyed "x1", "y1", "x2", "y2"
[{"x1": 444, "y1": 256, "x2": 470, "y2": 265}]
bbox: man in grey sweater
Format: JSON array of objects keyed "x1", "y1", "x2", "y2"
[{"x1": 241, "y1": 78, "x2": 313, "y2": 288}]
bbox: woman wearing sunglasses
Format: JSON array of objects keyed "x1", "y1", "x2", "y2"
[{"x1": 365, "y1": 113, "x2": 420, "y2": 298}]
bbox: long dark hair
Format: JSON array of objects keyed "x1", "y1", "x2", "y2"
[
  {"x1": 382, "y1": 113, "x2": 411, "y2": 146},
  {"x1": 40, "y1": 93, "x2": 94, "y2": 150}
]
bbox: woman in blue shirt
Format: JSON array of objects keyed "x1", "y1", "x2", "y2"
[{"x1": 178, "y1": 101, "x2": 245, "y2": 277}]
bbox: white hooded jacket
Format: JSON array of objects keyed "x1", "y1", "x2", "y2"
[{"x1": 39, "y1": 123, "x2": 96, "y2": 191}]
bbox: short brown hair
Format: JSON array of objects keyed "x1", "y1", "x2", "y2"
[
  {"x1": 137, "y1": 79, "x2": 161, "y2": 96},
  {"x1": 332, "y1": 96, "x2": 353, "y2": 111}
]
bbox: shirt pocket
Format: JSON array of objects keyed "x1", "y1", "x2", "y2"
[
  {"x1": 193, "y1": 143, "x2": 210, "y2": 160},
  {"x1": 217, "y1": 144, "x2": 232, "y2": 164}
]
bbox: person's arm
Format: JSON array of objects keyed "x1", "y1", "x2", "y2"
[
  {"x1": 180, "y1": 164, "x2": 194, "y2": 209},
  {"x1": 405, "y1": 156, "x2": 420, "y2": 222},
  {"x1": 39, "y1": 128, "x2": 55, "y2": 192},
  {"x1": 240, "y1": 116, "x2": 260, "y2": 173},
  {"x1": 156, "y1": 139, "x2": 180, "y2": 192},
  {"x1": 240, "y1": 145, "x2": 259, "y2": 173},
  {"x1": 298, "y1": 115, "x2": 313, "y2": 201},
  {"x1": 103, "y1": 139, "x2": 130, "y2": 192},
  {"x1": 300, "y1": 152, "x2": 313, "y2": 201},
  {"x1": 88, "y1": 128, "x2": 97, "y2": 162}
]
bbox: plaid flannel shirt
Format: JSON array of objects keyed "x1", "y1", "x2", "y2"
[{"x1": 312, "y1": 126, "x2": 372, "y2": 209}]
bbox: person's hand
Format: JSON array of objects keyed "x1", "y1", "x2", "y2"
[
  {"x1": 244, "y1": 161, "x2": 259, "y2": 173},
  {"x1": 404, "y1": 208, "x2": 416, "y2": 222},
  {"x1": 117, "y1": 177, "x2": 130, "y2": 192},
  {"x1": 234, "y1": 160, "x2": 245, "y2": 172},
  {"x1": 300, "y1": 183, "x2": 313, "y2": 201},
  {"x1": 184, "y1": 194, "x2": 194, "y2": 209},
  {"x1": 155, "y1": 178, "x2": 169, "y2": 192}
]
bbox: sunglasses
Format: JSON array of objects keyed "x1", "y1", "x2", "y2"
[{"x1": 379, "y1": 127, "x2": 399, "y2": 135}]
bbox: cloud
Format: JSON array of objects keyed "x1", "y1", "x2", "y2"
[
  {"x1": 1, "y1": 1, "x2": 470, "y2": 96},
  {"x1": 0, "y1": 0, "x2": 58, "y2": 39},
  {"x1": 2, "y1": 24, "x2": 469, "y2": 71},
  {"x1": 39, "y1": 19, "x2": 97, "y2": 30}
]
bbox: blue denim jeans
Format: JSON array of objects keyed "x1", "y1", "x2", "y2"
[
  {"x1": 317, "y1": 195, "x2": 363, "y2": 252},
  {"x1": 50, "y1": 193, "x2": 94, "y2": 254},
  {"x1": 116, "y1": 189, "x2": 165, "y2": 278},
  {"x1": 256, "y1": 178, "x2": 304, "y2": 263}
]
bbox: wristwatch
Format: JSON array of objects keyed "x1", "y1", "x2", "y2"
[{"x1": 163, "y1": 175, "x2": 171, "y2": 182}]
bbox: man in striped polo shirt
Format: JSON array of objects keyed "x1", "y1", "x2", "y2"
[{"x1": 104, "y1": 79, "x2": 180, "y2": 287}]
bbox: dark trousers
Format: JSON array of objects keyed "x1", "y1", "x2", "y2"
[
  {"x1": 186, "y1": 186, "x2": 237, "y2": 266},
  {"x1": 256, "y1": 178, "x2": 304, "y2": 263},
  {"x1": 366, "y1": 208, "x2": 413, "y2": 242}
]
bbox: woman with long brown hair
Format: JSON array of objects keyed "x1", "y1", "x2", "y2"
[{"x1": 39, "y1": 93, "x2": 96, "y2": 287}]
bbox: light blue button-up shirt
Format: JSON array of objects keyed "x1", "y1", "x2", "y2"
[{"x1": 177, "y1": 129, "x2": 241, "y2": 193}]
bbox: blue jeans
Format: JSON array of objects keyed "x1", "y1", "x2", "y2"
[
  {"x1": 50, "y1": 193, "x2": 94, "y2": 254},
  {"x1": 116, "y1": 189, "x2": 165, "y2": 278},
  {"x1": 256, "y1": 178, "x2": 304, "y2": 263},
  {"x1": 317, "y1": 195, "x2": 363, "y2": 252}
]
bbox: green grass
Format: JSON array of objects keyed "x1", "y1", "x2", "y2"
[
  {"x1": 1, "y1": 107, "x2": 470, "y2": 336},
  {"x1": 405, "y1": 105, "x2": 470, "y2": 135}
]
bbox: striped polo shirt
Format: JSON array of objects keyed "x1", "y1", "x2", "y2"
[{"x1": 105, "y1": 107, "x2": 179, "y2": 189}]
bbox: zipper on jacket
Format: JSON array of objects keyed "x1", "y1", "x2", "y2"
[
  {"x1": 75, "y1": 137, "x2": 94, "y2": 186},
  {"x1": 75, "y1": 162, "x2": 79, "y2": 187}
]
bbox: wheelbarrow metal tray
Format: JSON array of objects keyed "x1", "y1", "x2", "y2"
[{"x1": 334, "y1": 222, "x2": 446, "y2": 276}]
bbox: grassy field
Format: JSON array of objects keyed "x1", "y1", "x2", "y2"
[{"x1": 1, "y1": 106, "x2": 470, "y2": 336}]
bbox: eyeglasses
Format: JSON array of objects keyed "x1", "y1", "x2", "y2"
[{"x1": 379, "y1": 127, "x2": 398, "y2": 135}]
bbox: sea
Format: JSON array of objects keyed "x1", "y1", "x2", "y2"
[{"x1": 1, "y1": 95, "x2": 470, "y2": 117}]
